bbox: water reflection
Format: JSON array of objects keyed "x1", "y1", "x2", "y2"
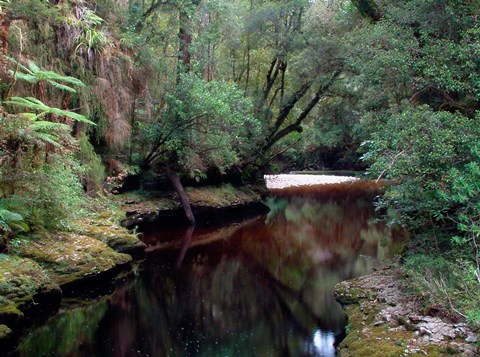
[{"x1": 11, "y1": 191, "x2": 401, "y2": 357}]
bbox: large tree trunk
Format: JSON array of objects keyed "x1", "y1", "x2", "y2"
[{"x1": 166, "y1": 167, "x2": 196, "y2": 225}]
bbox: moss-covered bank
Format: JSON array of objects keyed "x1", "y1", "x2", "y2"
[
  {"x1": 334, "y1": 266, "x2": 479, "y2": 356},
  {"x1": 116, "y1": 183, "x2": 267, "y2": 228},
  {"x1": 0, "y1": 216, "x2": 145, "y2": 350},
  {"x1": 0, "y1": 183, "x2": 265, "y2": 350}
]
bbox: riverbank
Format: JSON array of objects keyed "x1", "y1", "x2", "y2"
[
  {"x1": 0, "y1": 217, "x2": 142, "y2": 349},
  {"x1": 334, "y1": 265, "x2": 479, "y2": 356},
  {"x1": 0, "y1": 183, "x2": 265, "y2": 350},
  {"x1": 114, "y1": 183, "x2": 267, "y2": 228}
]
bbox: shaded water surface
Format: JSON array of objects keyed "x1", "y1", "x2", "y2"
[{"x1": 11, "y1": 187, "x2": 402, "y2": 357}]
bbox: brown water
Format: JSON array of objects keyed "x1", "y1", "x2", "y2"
[{"x1": 10, "y1": 186, "x2": 402, "y2": 357}]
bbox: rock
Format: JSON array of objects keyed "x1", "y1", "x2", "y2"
[
  {"x1": 418, "y1": 327, "x2": 432, "y2": 336},
  {"x1": 76, "y1": 220, "x2": 146, "y2": 258},
  {"x1": 334, "y1": 266, "x2": 479, "y2": 357},
  {"x1": 466, "y1": 334, "x2": 478, "y2": 343},
  {"x1": 0, "y1": 254, "x2": 61, "y2": 333},
  {"x1": 13, "y1": 234, "x2": 132, "y2": 288}
]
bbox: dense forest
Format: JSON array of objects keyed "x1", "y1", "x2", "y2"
[{"x1": 0, "y1": 0, "x2": 479, "y2": 340}]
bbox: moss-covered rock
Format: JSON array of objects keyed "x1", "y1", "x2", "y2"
[
  {"x1": 12, "y1": 233, "x2": 132, "y2": 287},
  {"x1": 0, "y1": 324, "x2": 12, "y2": 339},
  {"x1": 0, "y1": 254, "x2": 61, "y2": 329},
  {"x1": 335, "y1": 266, "x2": 479, "y2": 356},
  {"x1": 75, "y1": 219, "x2": 145, "y2": 257},
  {"x1": 0, "y1": 323, "x2": 13, "y2": 349}
]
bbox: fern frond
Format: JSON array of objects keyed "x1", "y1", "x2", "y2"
[
  {"x1": 5, "y1": 56, "x2": 31, "y2": 74},
  {"x1": 27, "y1": 61, "x2": 41, "y2": 73},
  {"x1": 30, "y1": 121, "x2": 70, "y2": 132},
  {"x1": 12, "y1": 72, "x2": 37, "y2": 83},
  {"x1": 6, "y1": 97, "x2": 95, "y2": 125},
  {"x1": 31, "y1": 132, "x2": 62, "y2": 147},
  {"x1": 47, "y1": 80, "x2": 77, "y2": 93}
]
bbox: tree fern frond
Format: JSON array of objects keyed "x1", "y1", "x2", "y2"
[
  {"x1": 47, "y1": 80, "x2": 77, "y2": 93},
  {"x1": 30, "y1": 121, "x2": 70, "y2": 132},
  {"x1": 31, "y1": 132, "x2": 62, "y2": 147},
  {"x1": 6, "y1": 97, "x2": 95, "y2": 125},
  {"x1": 27, "y1": 61, "x2": 41, "y2": 73},
  {"x1": 5, "y1": 56, "x2": 31, "y2": 74},
  {"x1": 12, "y1": 72, "x2": 37, "y2": 83},
  {"x1": 48, "y1": 107, "x2": 94, "y2": 124}
]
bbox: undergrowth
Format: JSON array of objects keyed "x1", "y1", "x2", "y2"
[{"x1": 403, "y1": 251, "x2": 480, "y2": 327}]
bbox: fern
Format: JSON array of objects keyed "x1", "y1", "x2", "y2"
[
  {"x1": 5, "y1": 97, "x2": 95, "y2": 125},
  {"x1": 29, "y1": 121, "x2": 70, "y2": 132},
  {"x1": 6, "y1": 57, "x2": 85, "y2": 94},
  {"x1": 0, "y1": 206, "x2": 29, "y2": 234}
]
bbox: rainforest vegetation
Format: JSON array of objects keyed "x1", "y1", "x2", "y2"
[{"x1": 0, "y1": 0, "x2": 479, "y2": 338}]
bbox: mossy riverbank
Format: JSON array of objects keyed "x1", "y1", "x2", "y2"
[{"x1": 0, "y1": 183, "x2": 265, "y2": 350}]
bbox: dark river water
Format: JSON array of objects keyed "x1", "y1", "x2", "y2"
[{"x1": 10, "y1": 186, "x2": 402, "y2": 357}]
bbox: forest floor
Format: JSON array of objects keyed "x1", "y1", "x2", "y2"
[{"x1": 335, "y1": 265, "x2": 479, "y2": 356}]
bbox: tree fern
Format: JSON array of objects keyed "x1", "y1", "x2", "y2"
[
  {"x1": 5, "y1": 97, "x2": 95, "y2": 124},
  {"x1": 6, "y1": 57, "x2": 85, "y2": 94}
]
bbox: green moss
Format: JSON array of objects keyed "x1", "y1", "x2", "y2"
[
  {"x1": 0, "y1": 254, "x2": 53, "y2": 302},
  {"x1": 75, "y1": 219, "x2": 145, "y2": 254},
  {"x1": 338, "y1": 305, "x2": 415, "y2": 357},
  {"x1": 0, "y1": 304, "x2": 24, "y2": 320},
  {"x1": 13, "y1": 233, "x2": 131, "y2": 286},
  {"x1": 0, "y1": 324, "x2": 12, "y2": 339}
]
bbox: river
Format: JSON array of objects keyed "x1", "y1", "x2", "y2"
[{"x1": 9, "y1": 183, "x2": 402, "y2": 357}]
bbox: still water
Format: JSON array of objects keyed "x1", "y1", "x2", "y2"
[{"x1": 11, "y1": 187, "x2": 402, "y2": 357}]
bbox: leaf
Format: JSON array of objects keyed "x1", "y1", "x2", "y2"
[
  {"x1": 30, "y1": 121, "x2": 70, "y2": 132},
  {"x1": 46, "y1": 80, "x2": 77, "y2": 93},
  {"x1": 6, "y1": 97, "x2": 95, "y2": 125},
  {"x1": 31, "y1": 132, "x2": 62, "y2": 147}
]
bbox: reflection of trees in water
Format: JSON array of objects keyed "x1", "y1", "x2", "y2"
[
  {"x1": 238, "y1": 196, "x2": 397, "y2": 333},
  {"x1": 75, "y1": 253, "x2": 333, "y2": 357},
  {"x1": 13, "y1": 301, "x2": 109, "y2": 357},
  {"x1": 13, "y1": 195, "x2": 401, "y2": 357}
]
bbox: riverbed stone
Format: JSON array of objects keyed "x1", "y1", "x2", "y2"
[{"x1": 334, "y1": 266, "x2": 479, "y2": 356}]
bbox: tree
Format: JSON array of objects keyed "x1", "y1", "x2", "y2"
[{"x1": 141, "y1": 74, "x2": 260, "y2": 223}]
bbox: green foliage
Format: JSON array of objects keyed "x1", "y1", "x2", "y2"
[
  {"x1": 144, "y1": 74, "x2": 261, "y2": 176},
  {"x1": 77, "y1": 135, "x2": 106, "y2": 195},
  {"x1": 0, "y1": 200, "x2": 29, "y2": 247},
  {"x1": 0, "y1": 58, "x2": 92, "y2": 236},
  {"x1": 7, "y1": 57, "x2": 85, "y2": 94},
  {"x1": 363, "y1": 105, "x2": 480, "y2": 225},
  {"x1": 349, "y1": 0, "x2": 480, "y2": 321},
  {"x1": 404, "y1": 254, "x2": 480, "y2": 325}
]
